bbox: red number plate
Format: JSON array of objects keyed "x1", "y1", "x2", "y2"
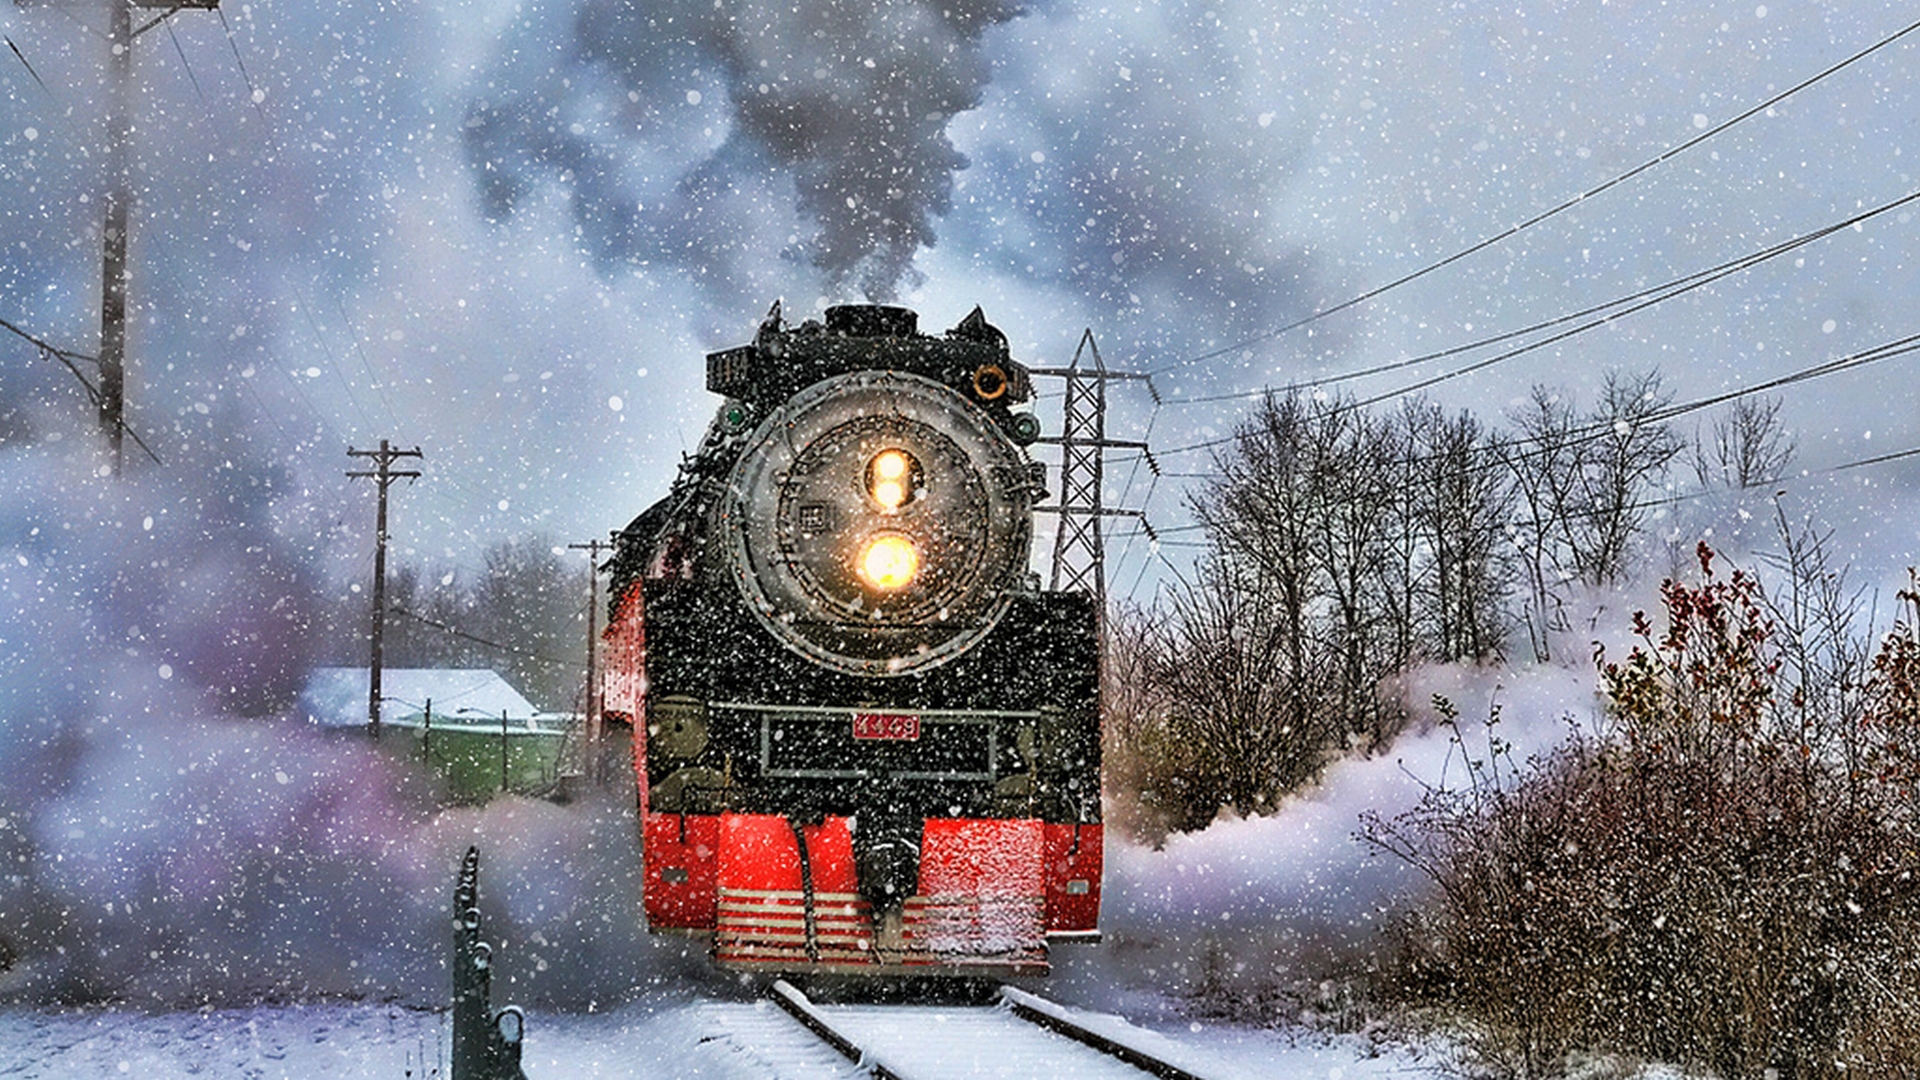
[{"x1": 851, "y1": 712, "x2": 921, "y2": 741}]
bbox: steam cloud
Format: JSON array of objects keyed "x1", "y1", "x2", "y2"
[
  {"x1": 0, "y1": 444, "x2": 688, "y2": 1008},
  {"x1": 464, "y1": 0, "x2": 1022, "y2": 304},
  {"x1": 1056, "y1": 663, "x2": 1600, "y2": 1006}
]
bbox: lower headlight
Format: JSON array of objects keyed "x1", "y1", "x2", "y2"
[{"x1": 859, "y1": 534, "x2": 919, "y2": 590}]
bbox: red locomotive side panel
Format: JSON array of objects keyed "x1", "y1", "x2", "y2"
[
  {"x1": 642, "y1": 813, "x2": 720, "y2": 930},
  {"x1": 602, "y1": 580, "x2": 649, "y2": 818},
  {"x1": 602, "y1": 581, "x2": 646, "y2": 729},
  {"x1": 716, "y1": 813, "x2": 858, "y2": 893},
  {"x1": 1043, "y1": 822, "x2": 1103, "y2": 936},
  {"x1": 916, "y1": 818, "x2": 1048, "y2": 967},
  {"x1": 714, "y1": 814, "x2": 873, "y2": 968},
  {"x1": 919, "y1": 818, "x2": 1044, "y2": 897}
]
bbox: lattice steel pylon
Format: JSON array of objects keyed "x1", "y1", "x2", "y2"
[{"x1": 1032, "y1": 330, "x2": 1151, "y2": 611}]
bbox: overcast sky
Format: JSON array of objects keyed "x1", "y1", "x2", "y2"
[{"x1": 3, "y1": 0, "x2": 1917, "y2": 599}]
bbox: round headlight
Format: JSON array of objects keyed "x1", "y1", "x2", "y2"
[{"x1": 859, "y1": 534, "x2": 919, "y2": 590}]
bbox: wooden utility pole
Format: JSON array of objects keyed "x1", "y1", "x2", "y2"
[
  {"x1": 23, "y1": 0, "x2": 222, "y2": 473},
  {"x1": 98, "y1": 0, "x2": 133, "y2": 472},
  {"x1": 347, "y1": 440, "x2": 422, "y2": 739},
  {"x1": 566, "y1": 538, "x2": 610, "y2": 783}
]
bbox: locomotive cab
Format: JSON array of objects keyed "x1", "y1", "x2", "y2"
[{"x1": 605, "y1": 304, "x2": 1102, "y2": 977}]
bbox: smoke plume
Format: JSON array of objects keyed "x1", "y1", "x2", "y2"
[{"x1": 463, "y1": 0, "x2": 1022, "y2": 304}]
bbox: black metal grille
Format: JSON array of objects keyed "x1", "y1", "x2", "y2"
[{"x1": 733, "y1": 706, "x2": 1026, "y2": 782}]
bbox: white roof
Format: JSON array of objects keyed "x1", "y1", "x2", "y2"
[{"x1": 299, "y1": 667, "x2": 541, "y2": 729}]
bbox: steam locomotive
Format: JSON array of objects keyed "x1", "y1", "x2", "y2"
[{"x1": 602, "y1": 303, "x2": 1102, "y2": 977}]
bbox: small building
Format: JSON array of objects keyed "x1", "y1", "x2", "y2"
[{"x1": 300, "y1": 667, "x2": 572, "y2": 801}]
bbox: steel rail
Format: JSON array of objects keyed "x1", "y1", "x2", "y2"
[
  {"x1": 999, "y1": 986, "x2": 1209, "y2": 1080},
  {"x1": 766, "y1": 979, "x2": 1213, "y2": 1079},
  {"x1": 767, "y1": 980, "x2": 907, "y2": 1080}
]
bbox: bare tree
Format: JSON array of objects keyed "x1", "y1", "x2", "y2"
[
  {"x1": 1149, "y1": 554, "x2": 1338, "y2": 817},
  {"x1": 319, "y1": 536, "x2": 589, "y2": 710},
  {"x1": 1401, "y1": 400, "x2": 1514, "y2": 664},
  {"x1": 1498, "y1": 386, "x2": 1587, "y2": 661},
  {"x1": 1497, "y1": 375, "x2": 1681, "y2": 660},
  {"x1": 1571, "y1": 370, "x2": 1683, "y2": 586},
  {"x1": 466, "y1": 536, "x2": 588, "y2": 709},
  {"x1": 1311, "y1": 405, "x2": 1403, "y2": 747},
  {"x1": 1693, "y1": 394, "x2": 1795, "y2": 492},
  {"x1": 1101, "y1": 602, "x2": 1189, "y2": 842},
  {"x1": 1191, "y1": 390, "x2": 1320, "y2": 690}
]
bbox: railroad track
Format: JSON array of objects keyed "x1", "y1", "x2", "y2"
[{"x1": 753, "y1": 979, "x2": 1221, "y2": 1080}]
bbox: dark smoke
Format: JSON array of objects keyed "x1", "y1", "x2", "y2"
[{"x1": 463, "y1": 0, "x2": 1022, "y2": 303}]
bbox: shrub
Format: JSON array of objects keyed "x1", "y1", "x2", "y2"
[{"x1": 1367, "y1": 544, "x2": 1920, "y2": 1077}]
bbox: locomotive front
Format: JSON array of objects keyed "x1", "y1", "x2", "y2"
[{"x1": 604, "y1": 304, "x2": 1102, "y2": 977}]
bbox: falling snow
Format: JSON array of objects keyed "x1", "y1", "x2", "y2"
[{"x1": 1, "y1": 0, "x2": 1917, "y2": 1073}]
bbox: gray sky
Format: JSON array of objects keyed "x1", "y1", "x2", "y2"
[{"x1": 2, "y1": 0, "x2": 1916, "y2": 597}]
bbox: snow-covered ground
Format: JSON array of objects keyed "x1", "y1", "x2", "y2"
[
  {"x1": 0, "y1": 993, "x2": 1442, "y2": 1079},
  {"x1": 0, "y1": 663, "x2": 1619, "y2": 1078}
]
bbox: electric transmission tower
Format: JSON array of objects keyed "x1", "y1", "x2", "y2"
[{"x1": 1031, "y1": 329, "x2": 1155, "y2": 614}]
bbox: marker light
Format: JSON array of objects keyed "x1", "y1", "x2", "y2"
[
  {"x1": 866, "y1": 448, "x2": 921, "y2": 511},
  {"x1": 859, "y1": 534, "x2": 920, "y2": 590}
]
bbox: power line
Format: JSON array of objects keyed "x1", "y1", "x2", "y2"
[
  {"x1": 1, "y1": 313, "x2": 163, "y2": 463},
  {"x1": 161, "y1": 16, "x2": 205, "y2": 102},
  {"x1": 387, "y1": 604, "x2": 574, "y2": 670},
  {"x1": 328, "y1": 291, "x2": 406, "y2": 430},
  {"x1": 213, "y1": 4, "x2": 270, "y2": 124},
  {"x1": 1825, "y1": 445, "x2": 1920, "y2": 476},
  {"x1": 1148, "y1": 12, "x2": 1920, "y2": 381},
  {"x1": 1100, "y1": 328, "x2": 1920, "y2": 568},
  {"x1": 4, "y1": 35, "x2": 51, "y2": 94},
  {"x1": 1169, "y1": 189, "x2": 1920, "y2": 411},
  {"x1": 1341, "y1": 247, "x2": 1862, "y2": 414},
  {"x1": 285, "y1": 280, "x2": 378, "y2": 432},
  {"x1": 1155, "y1": 308, "x2": 1920, "y2": 464}
]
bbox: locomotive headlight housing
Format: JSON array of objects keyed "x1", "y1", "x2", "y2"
[
  {"x1": 858, "y1": 533, "x2": 920, "y2": 590},
  {"x1": 724, "y1": 369, "x2": 1035, "y2": 676},
  {"x1": 866, "y1": 448, "x2": 921, "y2": 511}
]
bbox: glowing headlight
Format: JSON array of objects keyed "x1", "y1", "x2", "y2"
[
  {"x1": 859, "y1": 534, "x2": 920, "y2": 590},
  {"x1": 866, "y1": 448, "x2": 921, "y2": 511}
]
